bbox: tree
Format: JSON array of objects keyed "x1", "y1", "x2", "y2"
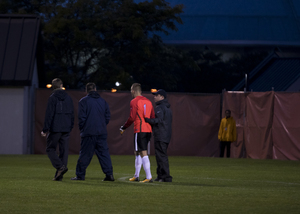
[
  {"x1": 1, "y1": 0, "x2": 196, "y2": 90},
  {"x1": 1, "y1": 1, "x2": 268, "y2": 93},
  {"x1": 184, "y1": 50, "x2": 269, "y2": 93}
]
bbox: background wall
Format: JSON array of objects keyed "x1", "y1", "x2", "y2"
[
  {"x1": 34, "y1": 89, "x2": 300, "y2": 160},
  {"x1": 34, "y1": 89, "x2": 221, "y2": 156},
  {"x1": 0, "y1": 88, "x2": 24, "y2": 154},
  {"x1": 223, "y1": 91, "x2": 300, "y2": 160}
]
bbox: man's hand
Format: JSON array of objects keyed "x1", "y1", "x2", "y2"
[
  {"x1": 144, "y1": 117, "x2": 150, "y2": 123},
  {"x1": 120, "y1": 126, "x2": 125, "y2": 135},
  {"x1": 41, "y1": 131, "x2": 47, "y2": 137}
]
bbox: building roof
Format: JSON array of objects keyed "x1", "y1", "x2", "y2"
[
  {"x1": 136, "y1": 0, "x2": 300, "y2": 47},
  {"x1": 0, "y1": 14, "x2": 40, "y2": 86},
  {"x1": 232, "y1": 53, "x2": 300, "y2": 91}
]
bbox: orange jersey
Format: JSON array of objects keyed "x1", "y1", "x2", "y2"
[{"x1": 123, "y1": 96, "x2": 155, "y2": 133}]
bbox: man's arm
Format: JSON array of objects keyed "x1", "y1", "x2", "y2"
[
  {"x1": 78, "y1": 100, "x2": 87, "y2": 131},
  {"x1": 218, "y1": 119, "x2": 224, "y2": 140},
  {"x1": 120, "y1": 100, "x2": 137, "y2": 134},
  {"x1": 105, "y1": 101, "x2": 111, "y2": 125},
  {"x1": 122, "y1": 101, "x2": 136, "y2": 129},
  {"x1": 42, "y1": 96, "x2": 55, "y2": 133},
  {"x1": 145, "y1": 106, "x2": 163, "y2": 125}
]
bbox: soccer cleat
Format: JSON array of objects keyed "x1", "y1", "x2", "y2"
[
  {"x1": 129, "y1": 177, "x2": 139, "y2": 182},
  {"x1": 54, "y1": 165, "x2": 68, "y2": 181},
  {"x1": 103, "y1": 175, "x2": 115, "y2": 181},
  {"x1": 52, "y1": 176, "x2": 63, "y2": 181},
  {"x1": 140, "y1": 178, "x2": 153, "y2": 183},
  {"x1": 154, "y1": 178, "x2": 164, "y2": 182}
]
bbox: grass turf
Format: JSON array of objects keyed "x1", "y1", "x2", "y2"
[{"x1": 0, "y1": 155, "x2": 299, "y2": 214}]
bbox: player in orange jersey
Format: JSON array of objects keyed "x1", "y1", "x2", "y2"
[{"x1": 120, "y1": 83, "x2": 155, "y2": 183}]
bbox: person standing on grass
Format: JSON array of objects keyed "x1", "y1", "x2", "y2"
[
  {"x1": 120, "y1": 83, "x2": 155, "y2": 183},
  {"x1": 41, "y1": 78, "x2": 74, "y2": 181},
  {"x1": 218, "y1": 109, "x2": 237, "y2": 158},
  {"x1": 71, "y1": 82, "x2": 114, "y2": 181},
  {"x1": 145, "y1": 89, "x2": 173, "y2": 182}
]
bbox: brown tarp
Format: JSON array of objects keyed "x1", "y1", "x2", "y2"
[
  {"x1": 273, "y1": 93, "x2": 300, "y2": 160},
  {"x1": 34, "y1": 89, "x2": 221, "y2": 156},
  {"x1": 222, "y1": 91, "x2": 300, "y2": 160},
  {"x1": 34, "y1": 89, "x2": 300, "y2": 160}
]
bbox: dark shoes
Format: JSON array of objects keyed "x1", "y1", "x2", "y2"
[
  {"x1": 103, "y1": 175, "x2": 115, "y2": 181},
  {"x1": 53, "y1": 176, "x2": 63, "y2": 181},
  {"x1": 70, "y1": 177, "x2": 85, "y2": 181},
  {"x1": 154, "y1": 177, "x2": 172, "y2": 182},
  {"x1": 53, "y1": 165, "x2": 68, "y2": 181}
]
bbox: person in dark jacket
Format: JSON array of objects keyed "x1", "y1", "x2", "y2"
[
  {"x1": 71, "y1": 82, "x2": 114, "y2": 181},
  {"x1": 41, "y1": 78, "x2": 74, "y2": 181},
  {"x1": 145, "y1": 89, "x2": 173, "y2": 182}
]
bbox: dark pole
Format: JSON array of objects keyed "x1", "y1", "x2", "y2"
[{"x1": 245, "y1": 74, "x2": 248, "y2": 92}]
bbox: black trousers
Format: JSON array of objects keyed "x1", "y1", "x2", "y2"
[
  {"x1": 155, "y1": 141, "x2": 172, "y2": 182},
  {"x1": 220, "y1": 141, "x2": 231, "y2": 158},
  {"x1": 75, "y1": 135, "x2": 113, "y2": 180},
  {"x1": 46, "y1": 132, "x2": 70, "y2": 169}
]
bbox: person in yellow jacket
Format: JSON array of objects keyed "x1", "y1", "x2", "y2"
[{"x1": 218, "y1": 110, "x2": 236, "y2": 158}]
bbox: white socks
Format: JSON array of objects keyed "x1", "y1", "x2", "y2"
[
  {"x1": 134, "y1": 155, "x2": 142, "y2": 178},
  {"x1": 142, "y1": 156, "x2": 152, "y2": 179}
]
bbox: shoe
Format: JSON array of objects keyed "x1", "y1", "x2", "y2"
[
  {"x1": 154, "y1": 177, "x2": 164, "y2": 182},
  {"x1": 54, "y1": 165, "x2": 68, "y2": 181},
  {"x1": 140, "y1": 178, "x2": 153, "y2": 183},
  {"x1": 52, "y1": 171, "x2": 63, "y2": 181},
  {"x1": 70, "y1": 177, "x2": 84, "y2": 181},
  {"x1": 103, "y1": 175, "x2": 115, "y2": 181},
  {"x1": 129, "y1": 177, "x2": 139, "y2": 182},
  {"x1": 52, "y1": 176, "x2": 63, "y2": 181}
]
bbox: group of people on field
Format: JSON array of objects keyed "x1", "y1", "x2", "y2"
[{"x1": 41, "y1": 78, "x2": 173, "y2": 182}]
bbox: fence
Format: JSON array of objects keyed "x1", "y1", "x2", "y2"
[{"x1": 34, "y1": 89, "x2": 300, "y2": 160}]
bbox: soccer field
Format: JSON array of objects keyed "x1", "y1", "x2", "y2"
[{"x1": 0, "y1": 155, "x2": 299, "y2": 214}]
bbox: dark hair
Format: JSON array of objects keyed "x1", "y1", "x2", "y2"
[
  {"x1": 86, "y1": 82, "x2": 96, "y2": 93},
  {"x1": 225, "y1": 110, "x2": 231, "y2": 114},
  {"x1": 52, "y1": 78, "x2": 63, "y2": 89},
  {"x1": 131, "y1": 83, "x2": 142, "y2": 92}
]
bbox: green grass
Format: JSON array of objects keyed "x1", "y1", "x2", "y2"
[{"x1": 0, "y1": 155, "x2": 300, "y2": 214}]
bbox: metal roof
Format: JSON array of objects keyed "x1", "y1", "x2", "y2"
[
  {"x1": 232, "y1": 54, "x2": 300, "y2": 92},
  {"x1": 249, "y1": 58, "x2": 300, "y2": 91},
  {"x1": 135, "y1": 0, "x2": 300, "y2": 46},
  {"x1": 0, "y1": 14, "x2": 40, "y2": 86}
]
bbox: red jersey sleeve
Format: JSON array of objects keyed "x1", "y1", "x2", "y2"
[{"x1": 123, "y1": 99, "x2": 137, "y2": 129}]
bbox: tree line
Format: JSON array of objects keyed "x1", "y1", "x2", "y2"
[{"x1": 1, "y1": 0, "x2": 267, "y2": 93}]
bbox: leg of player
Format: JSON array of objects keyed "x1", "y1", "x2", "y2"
[
  {"x1": 129, "y1": 151, "x2": 141, "y2": 182},
  {"x1": 140, "y1": 150, "x2": 153, "y2": 183}
]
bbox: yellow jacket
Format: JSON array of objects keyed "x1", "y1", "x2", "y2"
[{"x1": 218, "y1": 117, "x2": 237, "y2": 142}]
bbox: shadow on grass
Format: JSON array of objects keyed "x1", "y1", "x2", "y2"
[{"x1": 61, "y1": 177, "x2": 219, "y2": 188}]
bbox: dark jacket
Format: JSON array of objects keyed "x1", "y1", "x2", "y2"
[
  {"x1": 145, "y1": 99, "x2": 172, "y2": 143},
  {"x1": 43, "y1": 89, "x2": 74, "y2": 133},
  {"x1": 78, "y1": 91, "x2": 110, "y2": 137}
]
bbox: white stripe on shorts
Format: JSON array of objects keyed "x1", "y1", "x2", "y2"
[{"x1": 135, "y1": 133, "x2": 138, "y2": 151}]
